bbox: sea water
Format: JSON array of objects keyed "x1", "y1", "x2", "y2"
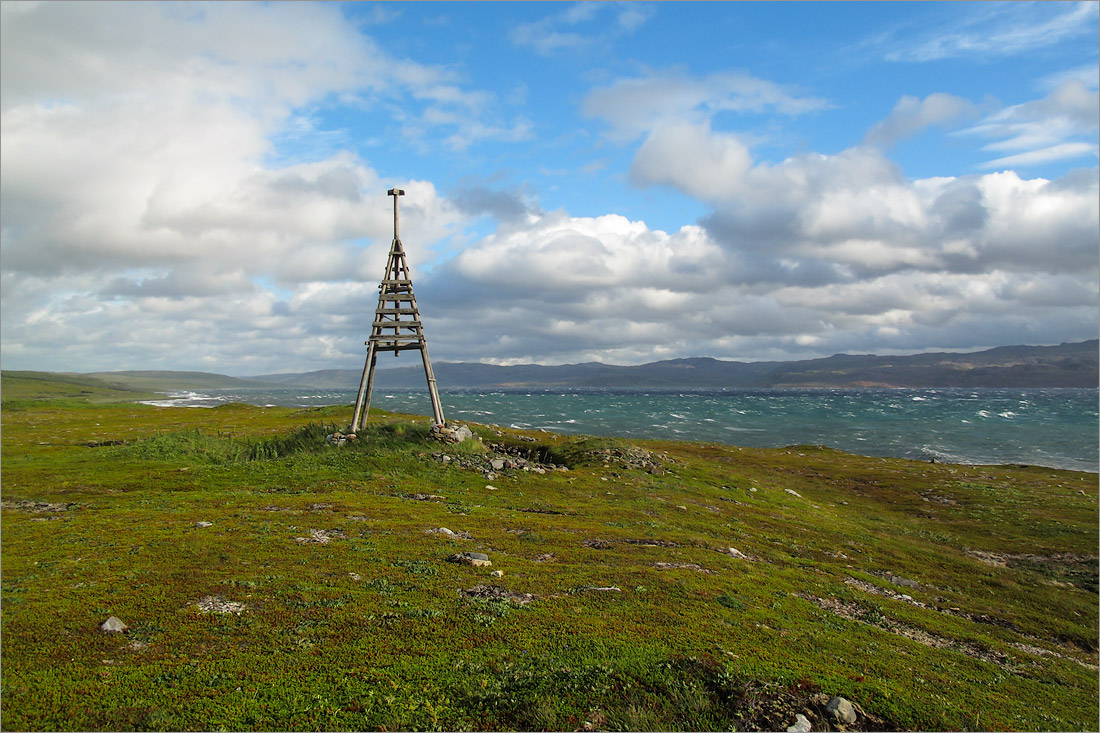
[{"x1": 141, "y1": 387, "x2": 1098, "y2": 473}]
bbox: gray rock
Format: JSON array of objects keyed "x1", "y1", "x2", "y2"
[
  {"x1": 889, "y1": 574, "x2": 920, "y2": 589},
  {"x1": 490, "y1": 459, "x2": 505, "y2": 471},
  {"x1": 453, "y1": 425, "x2": 475, "y2": 442},
  {"x1": 727, "y1": 547, "x2": 749, "y2": 559},
  {"x1": 826, "y1": 696, "x2": 857, "y2": 725},
  {"x1": 193, "y1": 521, "x2": 213, "y2": 528},
  {"x1": 785, "y1": 488, "x2": 802, "y2": 497},
  {"x1": 448, "y1": 551, "x2": 491, "y2": 567},
  {"x1": 786, "y1": 713, "x2": 812, "y2": 732},
  {"x1": 100, "y1": 616, "x2": 127, "y2": 633}
]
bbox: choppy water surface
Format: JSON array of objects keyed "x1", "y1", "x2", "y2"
[{"x1": 142, "y1": 387, "x2": 1099, "y2": 472}]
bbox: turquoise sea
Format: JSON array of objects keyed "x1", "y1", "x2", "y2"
[{"x1": 142, "y1": 387, "x2": 1099, "y2": 473}]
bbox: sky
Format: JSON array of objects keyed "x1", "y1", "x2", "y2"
[{"x1": 1, "y1": 1, "x2": 1097, "y2": 375}]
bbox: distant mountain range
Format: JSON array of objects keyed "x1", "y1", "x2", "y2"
[
  {"x1": 241, "y1": 340, "x2": 1098, "y2": 391},
  {"x1": 56, "y1": 341, "x2": 1093, "y2": 393}
]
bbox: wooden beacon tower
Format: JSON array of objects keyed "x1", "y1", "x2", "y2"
[{"x1": 350, "y1": 188, "x2": 446, "y2": 431}]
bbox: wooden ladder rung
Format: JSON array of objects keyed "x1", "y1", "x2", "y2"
[{"x1": 372, "y1": 321, "x2": 422, "y2": 330}]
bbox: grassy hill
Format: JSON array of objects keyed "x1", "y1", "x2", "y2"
[
  {"x1": 0, "y1": 370, "x2": 161, "y2": 404},
  {"x1": 1, "y1": 378, "x2": 1096, "y2": 731},
  {"x1": 84, "y1": 370, "x2": 276, "y2": 391}
]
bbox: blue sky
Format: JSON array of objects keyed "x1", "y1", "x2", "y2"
[{"x1": 1, "y1": 1, "x2": 1097, "y2": 374}]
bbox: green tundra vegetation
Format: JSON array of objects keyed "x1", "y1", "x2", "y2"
[{"x1": 1, "y1": 371, "x2": 1097, "y2": 732}]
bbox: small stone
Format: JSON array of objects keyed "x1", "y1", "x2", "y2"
[
  {"x1": 825, "y1": 696, "x2": 857, "y2": 725},
  {"x1": 786, "y1": 713, "x2": 812, "y2": 732},
  {"x1": 785, "y1": 489, "x2": 802, "y2": 498},
  {"x1": 100, "y1": 616, "x2": 127, "y2": 633},
  {"x1": 193, "y1": 521, "x2": 213, "y2": 528},
  {"x1": 490, "y1": 570, "x2": 504, "y2": 577},
  {"x1": 485, "y1": 484, "x2": 498, "y2": 491},
  {"x1": 490, "y1": 459, "x2": 505, "y2": 471},
  {"x1": 676, "y1": 505, "x2": 687, "y2": 511},
  {"x1": 727, "y1": 547, "x2": 749, "y2": 559},
  {"x1": 438, "y1": 527, "x2": 456, "y2": 536},
  {"x1": 749, "y1": 487, "x2": 757, "y2": 493}
]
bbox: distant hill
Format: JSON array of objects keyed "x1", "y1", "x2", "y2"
[
  {"x1": 82, "y1": 370, "x2": 276, "y2": 391},
  {"x1": 246, "y1": 340, "x2": 1098, "y2": 390}
]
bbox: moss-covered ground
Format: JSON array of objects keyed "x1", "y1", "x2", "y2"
[{"x1": 1, "y1": 372, "x2": 1097, "y2": 731}]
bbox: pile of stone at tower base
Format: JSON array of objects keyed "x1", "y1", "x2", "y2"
[{"x1": 430, "y1": 423, "x2": 477, "y2": 445}]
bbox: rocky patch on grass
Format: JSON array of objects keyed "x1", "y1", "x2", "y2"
[
  {"x1": 195, "y1": 595, "x2": 247, "y2": 615},
  {"x1": 653, "y1": 562, "x2": 713, "y2": 574},
  {"x1": 426, "y1": 526, "x2": 471, "y2": 539},
  {"x1": 294, "y1": 528, "x2": 346, "y2": 544},
  {"x1": 399, "y1": 492, "x2": 446, "y2": 501},
  {"x1": 799, "y1": 592, "x2": 1011, "y2": 667},
  {"x1": 460, "y1": 584, "x2": 534, "y2": 604},
  {"x1": 965, "y1": 549, "x2": 1096, "y2": 567},
  {"x1": 432, "y1": 446, "x2": 569, "y2": 477},
  {"x1": 2, "y1": 500, "x2": 79, "y2": 513},
  {"x1": 531, "y1": 553, "x2": 556, "y2": 563},
  {"x1": 582, "y1": 537, "x2": 682, "y2": 550},
  {"x1": 845, "y1": 577, "x2": 1099, "y2": 670},
  {"x1": 845, "y1": 576, "x2": 926, "y2": 606},
  {"x1": 589, "y1": 446, "x2": 668, "y2": 474},
  {"x1": 623, "y1": 538, "x2": 681, "y2": 548}
]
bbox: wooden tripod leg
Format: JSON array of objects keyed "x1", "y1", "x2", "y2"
[
  {"x1": 419, "y1": 343, "x2": 446, "y2": 426},
  {"x1": 351, "y1": 342, "x2": 377, "y2": 431}
]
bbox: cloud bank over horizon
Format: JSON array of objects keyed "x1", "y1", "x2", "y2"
[{"x1": 2, "y1": 1, "x2": 1097, "y2": 375}]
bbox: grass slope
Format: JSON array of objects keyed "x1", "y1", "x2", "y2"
[
  {"x1": 83, "y1": 370, "x2": 276, "y2": 391},
  {"x1": 1, "y1": 380, "x2": 1096, "y2": 731},
  {"x1": 1, "y1": 371, "x2": 161, "y2": 404}
]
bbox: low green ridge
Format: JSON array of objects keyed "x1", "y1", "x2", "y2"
[{"x1": 1, "y1": 376, "x2": 1096, "y2": 731}]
